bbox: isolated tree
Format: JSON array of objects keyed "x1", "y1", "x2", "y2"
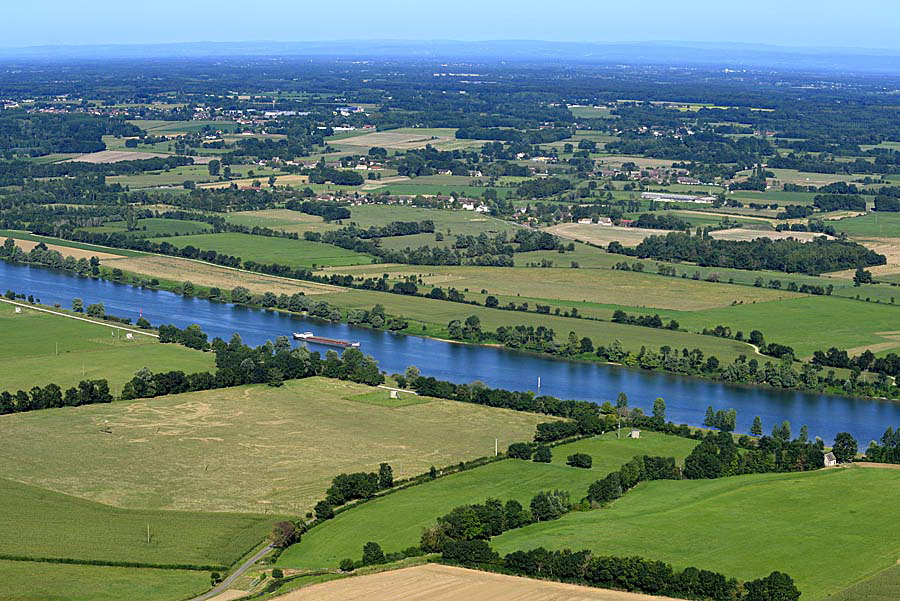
[
  {"x1": 404, "y1": 365, "x2": 420, "y2": 386},
  {"x1": 751, "y1": 416, "x2": 763, "y2": 437},
  {"x1": 72, "y1": 298, "x2": 83, "y2": 313},
  {"x1": 207, "y1": 159, "x2": 221, "y2": 176},
  {"x1": 832, "y1": 432, "x2": 858, "y2": 463},
  {"x1": 652, "y1": 397, "x2": 666, "y2": 422},
  {"x1": 339, "y1": 558, "x2": 355, "y2": 572},
  {"x1": 532, "y1": 446, "x2": 552, "y2": 463},
  {"x1": 798, "y1": 425, "x2": 809, "y2": 443},
  {"x1": 704, "y1": 406, "x2": 715, "y2": 428},
  {"x1": 616, "y1": 392, "x2": 628, "y2": 408},
  {"x1": 361, "y1": 542, "x2": 385, "y2": 565},
  {"x1": 86, "y1": 303, "x2": 105, "y2": 318},
  {"x1": 853, "y1": 267, "x2": 873, "y2": 286},
  {"x1": 268, "y1": 521, "x2": 299, "y2": 548},
  {"x1": 378, "y1": 462, "x2": 393, "y2": 489}
]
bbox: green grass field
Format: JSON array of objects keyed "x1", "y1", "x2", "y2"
[
  {"x1": 0, "y1": 377, "x2": 552, "y2": 514},
  {"x1": 0, "y1": 560, "x2": 208, "y2": 601},
  {"x1": 147, "y1": 232, "x2": 374, "y2": 269},
  {"x1": 0, "y1": 302, "x2": 216, "y2": 393},
  {"x1": 277, "y1": 431, "x2": 697, "y2": 569},
  {"x1": 834, "y1": 212, "x2": 900, "y2": 238},
  {"x1": 82, "y1": 217, "x2": 213, "y2": 237},
  {"x1": 348, "y1": 205, "x2": 519, "y2": 237},
  {"x1": 655, "y1": 295, "x2": 900, "y2": 357},
  {"x1": 0, "y1": 478, "x2": 272, "y2": 568},
  {"x1": 492, "y1": 467, "x2": 900, "y2": 601}
]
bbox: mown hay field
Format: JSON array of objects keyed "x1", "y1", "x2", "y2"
[
  {"x1": 0, "y1": 377, "x2": 553, "y2": 514},
  {"x1": 322, "y1": 263, "x2": 804, "y2": 311}
]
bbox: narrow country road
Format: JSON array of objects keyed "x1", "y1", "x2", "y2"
[
  {"x1": 0, "y1": 297, "x2": 158, "y2": 338},
  {"x1": 188, "y1": 544, "x2": 274, "y2": 601}
]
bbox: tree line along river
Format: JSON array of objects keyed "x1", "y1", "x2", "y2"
[{"x1": 3, "y1": 260, "x2": 899, "y2": 445}]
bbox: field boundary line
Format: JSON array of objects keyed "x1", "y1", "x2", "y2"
[{"x1": 0, "y1": 298, "x2": 158, "y2": 339}]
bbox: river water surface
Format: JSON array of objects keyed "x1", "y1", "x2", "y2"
[{"x1": 3, "y1": 260, "x2": 898, "y2": 445}]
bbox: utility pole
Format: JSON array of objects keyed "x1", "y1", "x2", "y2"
[{"x1": 494, "y1": 438, "x2": 498, "y2": 456}]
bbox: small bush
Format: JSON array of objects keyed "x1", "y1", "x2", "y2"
[
  {"x1": 339, "y1": 558, "x2": 355, "y2": 572},
  {"x1": 566, "y1": 453, "x2": 593, "y2": 468}
]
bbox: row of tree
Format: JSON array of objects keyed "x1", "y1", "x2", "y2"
[
  {"x1": 442, "y1": 542, "x2": 799, "y2": 601},
  {"x1": 0, "y1": 380, "x2": 112, "y2": 414}
]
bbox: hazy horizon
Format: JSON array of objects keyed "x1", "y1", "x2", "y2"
[{"x1": 6, "y1": 0, "x2": 900, "y2": 51}]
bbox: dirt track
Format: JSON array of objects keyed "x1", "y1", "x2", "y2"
[{"x1": 274, "y1": 564, "x2": 682, "y2": 601}]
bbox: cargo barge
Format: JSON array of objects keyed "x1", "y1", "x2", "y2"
[{"x1": 292, "y1": 331, "x2": 361, "y2": 348}]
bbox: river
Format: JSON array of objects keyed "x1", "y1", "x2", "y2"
[{"x1": 3, "y1": 260, "x2": 898, "y2": 445}]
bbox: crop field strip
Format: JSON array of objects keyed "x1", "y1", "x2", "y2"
[{"x1": 273, "y1": 564, "x2": 682, "y2": 601}]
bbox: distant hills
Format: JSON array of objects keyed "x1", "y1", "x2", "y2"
[{"x1": 2, "y1": 39, "x2": 900, "y2": 74}]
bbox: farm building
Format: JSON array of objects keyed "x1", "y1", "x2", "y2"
[
  {"x1": 824, "y1": 452, "x2": 838, "y2": 467},
  {"x1": 629, "y1": 429, "x2": 641, "y2": 439},
  {"x1": 641, "y1": 192, "x2": 715, "y2": 204}
]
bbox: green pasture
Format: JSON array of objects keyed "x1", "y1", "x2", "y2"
[
  {"x1": 493, "y1": 467, "x2": 900, "y2": 601},
  {"x1": 0, "y1": 560, "x2": 208, "y2": 601},
  {"x1": 833, "y1": 211, "x2": 900, "y2": 238},
  {"x1": 147, "y1": 232, "x2": 374, "y2": 268},
  {"x1": 0, "y1": 302, "x2": 216, "y2": 393},
  {"x1": 277, "y1": 431, "x2": 698, "y2": 569},
  {"x1": 81, "y1": 217, "x2": 213, "y2": 237}
]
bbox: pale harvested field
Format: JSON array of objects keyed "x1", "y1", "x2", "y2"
[
  {"x1": 596, "y1": 155, "x2": 676, "y2": 168},
  {"x1": 105, "y1": 255, "x2": 341, "y2": 295},
  {"x1": 276, "y1": 564, "x2": 680, "y2": 601},
  {"x1": 546, "y1": 223, "x2": 666, "y2": 247},
  {"x1": 710, "y1": 228, "x2": 829, "y2": 242},
  {"x1": 548, "y1": 223, "x2": 826, "y2": 248},
  {"x1": 829, "y1": 238, "x2": 900, "y2": 279},
  {"x1": 845, "y1": 332, "x2": 900, "y2": 355},
  {"x1": 12, "y1": 238, "x2": 125, "y2": 260},
  {"x1": 336, "y1": 131, "x2": 454, "y2": 150},
  {"x1": 65, "y1": 150, "x2": 171, "y2": 163}
]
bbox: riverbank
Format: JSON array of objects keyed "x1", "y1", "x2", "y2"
[{"x1": 5, "y1": 258, "x2": 900, "y2": 444}]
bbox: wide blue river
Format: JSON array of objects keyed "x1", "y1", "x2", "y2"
[{"x1": 3, "y1": 261, "x2": 899, "y2": 444}]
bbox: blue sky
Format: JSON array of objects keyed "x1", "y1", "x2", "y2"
[{"x1": 6, "y1": 0, "x2": 900, "y2": 49}]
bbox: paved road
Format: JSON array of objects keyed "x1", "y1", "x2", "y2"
[{"x1": 188, "y1": 545, "x2": 274, "y2": 601}]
